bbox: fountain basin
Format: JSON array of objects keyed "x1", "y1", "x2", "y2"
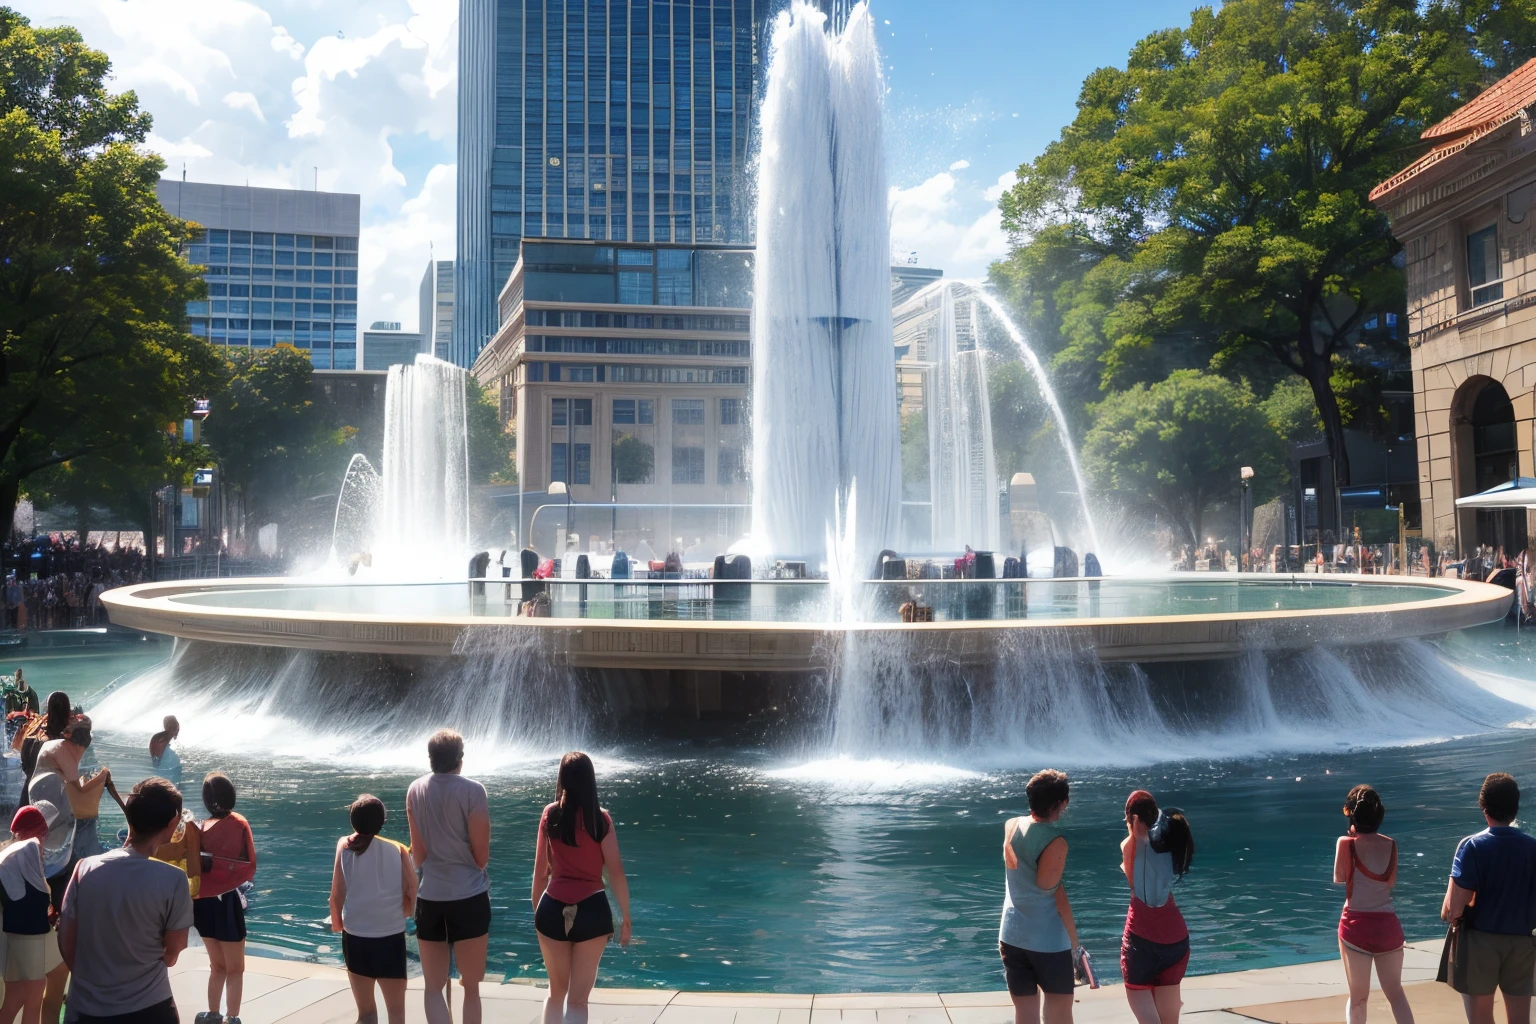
[{"x1": 102, "y1": 575, "x2": 1512, "y2": 667}]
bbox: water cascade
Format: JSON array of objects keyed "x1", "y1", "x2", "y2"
[
  {"x1": 373, "y1": 355, "x2": 471, "y2": 577},
  {"x1": 924, "y1": 282, "x2": 1000, "y2": 551},
  {"x1": 750, "y1": 1, "x2": 901, "y2": 570}
]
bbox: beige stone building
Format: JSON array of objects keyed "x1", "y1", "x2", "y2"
[{"x1": 1372, "y1": 58, "x2": 1536, "y2": 554}]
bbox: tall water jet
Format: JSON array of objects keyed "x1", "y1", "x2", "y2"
[
  {"x1": 751, "y1": 2, "x2": 901, "y2": 571},
  {"x1": 374, "y1": 355, "x2": 471, "y2": 576},
  {"x1": 924, "y1": 282, "x2": 999, "y2": 551}
]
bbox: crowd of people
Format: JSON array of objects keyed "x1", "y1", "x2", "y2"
[
  {"x1": 2, "y1": 539, "x2": 150, "y2": 632},
  {"x1": 0, "y1": 703, "x2": 1525, "y2": 1024}
]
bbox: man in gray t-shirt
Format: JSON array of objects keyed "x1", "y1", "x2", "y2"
[
  {"x1": 60, "y1": 778, "x2": 193, "y2": 1024},
  {"x1": 406, "y1": 729, "x2": 491, "y2": 1024}
]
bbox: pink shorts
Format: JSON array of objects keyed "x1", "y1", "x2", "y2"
[{"x1": 1339, "y1": 909, "x2": 1404, "y2": 955}]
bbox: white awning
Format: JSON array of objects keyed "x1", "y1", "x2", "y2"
[{"x1": 1454, "y1": 478, "x2": 1536, "y2": 509}]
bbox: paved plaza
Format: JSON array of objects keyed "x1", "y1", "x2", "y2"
[{"x1": 165, "y1": 940, "x2": 1482, "y2": 1024}]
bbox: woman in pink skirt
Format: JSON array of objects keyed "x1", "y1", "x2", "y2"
[{"x1": 1334, "y1": 785, "x2": 1413, "y2": 1024}]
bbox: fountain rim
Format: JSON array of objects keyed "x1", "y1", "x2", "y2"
[{"x1": 100, "y1": 574, "x2": 1512, "y2": 666}]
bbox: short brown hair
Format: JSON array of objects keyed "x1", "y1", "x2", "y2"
[
  {"x1": 427, "y1": 729, "x2": 464, "y2": 773},
  {"x1": 1481, "y1": 773, "x2": 1520, "y2": 824},
  {"x1": 1026, "y1": 769, "x2": 1070, "y2": 818},
  {"x1": 126, "y1": 778, "x2": 182, "y2": 839}
]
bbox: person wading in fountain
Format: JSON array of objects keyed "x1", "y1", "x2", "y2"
[
  {"x1": 331, "y1": 794, "x2": 416, "y2": 1024},
  {"x1": 149, "y1": 717, "x2": 182, "y2": 783},
  {"x1": 1120, "y1": 791, "x2": 1194, "y2": 1024},
  {"x1": 1334, "y1": 785, "x2": 1413, "y2": 1024},
  {"x1": 531, "y1": 752, "x2": 632, "y2": 1024},
  {"x1": 999, "y1": 769, "x2": 1080, "y2": 1024},
  {"x1": 407, "y1": 730, "x2": 490, "y2": 1024}
]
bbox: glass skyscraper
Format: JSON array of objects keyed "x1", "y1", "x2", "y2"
[
  {"x1": 157, "y1": 181, "x2": 361, "y2": 369},
  {"x1": 454, "y1": 0, "x2": 770, "y2": 368}
]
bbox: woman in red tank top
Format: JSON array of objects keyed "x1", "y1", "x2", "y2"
[{"x1": 531, "y1": 752, "x2": 631, "y2": 1024}]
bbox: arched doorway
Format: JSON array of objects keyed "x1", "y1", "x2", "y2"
[{"x1": 1452, "y1": 376, "x2": 1524, "y2": 553}]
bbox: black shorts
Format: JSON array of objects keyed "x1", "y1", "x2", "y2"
[
  {"x1": 535, "y1": 891, "x2": 613, "y2": 944},
  {"x1": 193, "y1": 891, "x2": 247, "y2": 943},
  {"x1": 415, "y1": 891, "x2": 491, "y2": 943},
  {"x1": 67, "y1": 998, "x2": 178, "y2": 1024},
  {"x1": 1000, "y1": 941, "x2": 1075, "y2": 997},
  {"x1": 342, "y1": 931, "x2": 407, "y2": 980},
  {"x1": 1121, "y1": 931, "x2": 1190, "y2": 989}
]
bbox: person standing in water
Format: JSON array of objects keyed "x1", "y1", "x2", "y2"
[
  {"x1": 149, "y1": 717, "x2": 182, "y2": 783},
  {"x1": 406, "y1": 730, "x2": 490, "y2": 1024},
  {"x1": 330, "y1": 795, "x2": 416, "y2": 1024},
  {"x1": 193, "y1": 773, "x2": 256, "y2": 1024},
  {"x1": 1334, "y1": 785, "x2": 1413, "y2": 1024},
  {"x1": 1120, "y1": 791, "x2": 1194, "y2": 1024},
  {"x1": 531, "y1": 752, "x2": 632, "y2": 1024},
  {"x1": 999, "y1": 769, "x2": 1080, "y2": 1024},
  {"x1": 5, "y1": 669, "x2": 38, "y2": 716}
]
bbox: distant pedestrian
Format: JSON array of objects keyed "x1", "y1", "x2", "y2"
[
  {"x1": 148, "y1": 717, "x2": 181, "y2": 783},
  {"x1": 59, "y1": 777, "x2": 194, "y2": 1024},
  {"x1": 1442, "y1": 773, "x2": 1536, "y2": 1024},
  {"x1": 194, "y1": 773, "x2": 256, "y2": 1024},
  {"x1": 406, "y1": 730, "x2": 490, "y2": 1024},
  {"x1": 1000, "y1": 769, "x2": 1079, "y2": 1024},
  {"x1": 1120, "y1": 791, "x2": 1194, "y2": 1024},
  {"x1": 532, "y1": 752, "x2": 632, "y2": 1024},
  {"x1": 0, "y1": 807, "x2": 58, "y2": 1024},
  {"x1": 1335, "y1": 785, "x2": 1413, "y2": 1024},
  {"x1": 330, "y1": 794, "x2": 415, "y2": 1024}
]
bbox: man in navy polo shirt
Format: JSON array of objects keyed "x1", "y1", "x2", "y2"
[{"x1": 1443, "y1": 772, "x2": 1536, "y2": 1024}]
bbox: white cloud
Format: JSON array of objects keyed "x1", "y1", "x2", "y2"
[
  {"x1": 15, "y1": 0, "x2": 457, "y2": 330},
  {"x1": 222, "y1": 91, "x2": 266, "y2": 123},
  {"x1": 948, "y1": 159, "x2": 970, "y2": 171},
  {"x1": 888, "y1": 168, "x2": 1016, "y2": 279}
]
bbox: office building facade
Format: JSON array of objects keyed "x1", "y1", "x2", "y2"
[
  {"x1": 362, "y1": 329, "x2": 425, "y2": 370},
  {"x1": 419, "y1": 260, "x2": 456, "y2": 361},
  {"x1": 473, "y1": 238, "x2": 752, "y2": 552},
  {"x1": 453, "y1": 0, "x2": 768, "y2": 369},
  {"x1": 157, "y1": 180, "x2": 362, "y2": 369}
]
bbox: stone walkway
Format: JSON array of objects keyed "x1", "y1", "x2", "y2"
[{"x1": 163, "y1": 940, "x2": 1473, "y2": 1024}]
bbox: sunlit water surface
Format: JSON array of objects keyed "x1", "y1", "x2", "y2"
[{"x1": 13, "y1": 624, "x2": 1536, "y2": 993}]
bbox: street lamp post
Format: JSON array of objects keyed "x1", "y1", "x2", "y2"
[{"x1": 1240, "y1": 466, "x2": 1255, "y2": 571}]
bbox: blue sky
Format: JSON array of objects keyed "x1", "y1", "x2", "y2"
[{"x1": 18, "y1": 0, "x2": 1200, "y2": 327}]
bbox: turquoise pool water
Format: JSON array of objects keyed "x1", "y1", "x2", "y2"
[{"x1": 12, "y1": 626, "x2": 1536, "y2": 993}]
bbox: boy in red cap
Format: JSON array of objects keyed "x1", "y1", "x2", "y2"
[{"x1": 0, "y1": 805, "x2": 59, "y2": 1024}]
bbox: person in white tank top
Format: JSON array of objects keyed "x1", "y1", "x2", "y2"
[
  {"x1": 330, "y1": 795, "x2": 417, "y2": 1024},
  {"x1": 1332, "y1": 785, "x2": 1413, "y2": 1024}
]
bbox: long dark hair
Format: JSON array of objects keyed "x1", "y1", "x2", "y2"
[
  {"x1": 346, "y1": 794, "x2": 386, "y2": 854},
  {"x1": 546, "y1": 751, "x2": 609, "y2": 847},
  {"x1": 1128, "y1": 789, "x2": 1195, "y2": 876},
  {"x1": 202, "y1": 772, "x2": 236, "y2": 819},
  {"x1": 1344, "y1": 784, "x2": 1385, "y2": 834},
  {"x1": 43, "y1": 692, "x2": 70, "y2": 740}
]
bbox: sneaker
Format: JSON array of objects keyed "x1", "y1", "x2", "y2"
[
  {"x1": 225, "y1": 1016, "x2": 241, "y2": 1024},
  {"x1": 194, "y1": 1014, "x2": 223, "y2": 1024}
]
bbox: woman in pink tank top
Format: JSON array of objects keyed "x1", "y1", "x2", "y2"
[{"x1": 531, "y1": 752, "x2": 631, "y2": 1024}]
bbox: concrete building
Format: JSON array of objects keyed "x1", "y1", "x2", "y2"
[
  {"x1": 419, "y1": 260, "x2": 455, "y2": 361},
  {"x1": 473, "y1": 238, "x2": 752, "y2": 554},
  {"x1": 362, "y1": 329, "x2": 425, "y2": 371},
  {"x1": 452, "y1": 0, "x2": 771, "y2": 369},
  {"x1": 1371, "y1": 57, "x2": 1536, "y2": 554},
  {"x1": 157, "y1": 180, "x2": 361, "y2": 369}
]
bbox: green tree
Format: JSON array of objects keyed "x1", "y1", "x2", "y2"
[
  {"x1": 202, "y1": 346, "x2": 352, "y2": 529},
  {"x1": 996, "y1": 0, "x2": 1505, "y2": 487},
  {"x1": 900, "y1": 410, "x2": 928, "y2": 501},
  {"x1": 466, "y1": 377, "x2": 514, "y2": 484},
  {"x1": 0, "y1": 8, "x2": 222, "y2": 528},
  {"x1": 611, "y1": 433, "x2": 653, "y2": 485},
  {"x1": 1083, "y1": 370, "x2": 1284, "y2": 545}
]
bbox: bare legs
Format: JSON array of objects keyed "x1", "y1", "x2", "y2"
[
  {"x1": 421, "y1": 935, "x2": 488, "y2": 1024},
  {"x1": 347, "y1": 972, "x2": 407, "y2": 1024},
  {"x1": 206, "y1": 938, "x2": 247, "y2": 1018},
  {"x1": 1126, "y1": 986, "x2": 1183, "y2": 1024},
  {"x1": 1008, "y1": 992, "x2": 1073, "y2": 1024},
  {"x1": 0, "y1": 978, "x2": 43, "y2": 1024},
  {"x1": 1341, "y1": 942, "x2": 1414, "y2": 1024},
  {"x1": 538, "y1": 934, "x2": 610, "y2": 1024}
]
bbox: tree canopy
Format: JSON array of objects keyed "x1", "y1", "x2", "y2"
[
  {"x1": 1083, "y1": 370, "x2": 1285, "y2": 545},
  {"x1": 0, "y1": 8, "x2": 220, "y2": 531},
  {"x1": 992, "y1": 0, "x2": 1519, "y2": 486}
]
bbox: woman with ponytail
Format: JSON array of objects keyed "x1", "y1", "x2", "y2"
[
  {"x1": 331, "y1": 795, "x2": 416, "y2": 1024},
  {"x1": 1334, "y1": 785, "x2": 1413, "y2": 1024},
  {"x1": 1120, "y1": 791, "x2": 1194, "y2": 1024}
]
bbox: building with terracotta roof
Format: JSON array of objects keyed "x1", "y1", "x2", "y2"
[{"x1": 1371, "y1": 58, "x2": 1536, "y2": 554}]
